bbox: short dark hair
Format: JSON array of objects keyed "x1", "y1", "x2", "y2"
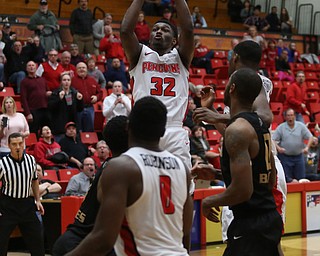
[
  {"x1": 154, "y1": 19, "x2": 178, "y2": 39},
  {"x1": 129, "y1": 96, "x2": 167, "y2": 141},
  {"x1": 8, "y1": 132, "x2": 23, "y2": 144},
  {"x1": 103, "y1": 116, "x2": 128, "y2": 155},
  {"x1": 230, "y1": 68, "x2": 262, "y2": 105},
  {"x1": 233, "y1": 41, "x2": 262, "y2": 68}
]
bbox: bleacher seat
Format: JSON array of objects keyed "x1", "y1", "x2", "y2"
[
  {"x1": 58, "y1": 168, "x2": 80, "y2": 182},
  {"x1": 305, "y1": 72, "x2": 318, "y2": 82},
  {"x1": 25, "y1": 133, "x2": 37, "y2": 155},
  {"x1": 80, "y1": 132, "x2": 99, "y2": 147},
  {"x1": 215, "y1": 89, "x2": 225, "y2": 102},
  {"x1": 206, "y1": 130, "x2": 221, "y2": 145},
  {"x1": 192, "y1": 68, "x2": 207, "y2": 76},
  {"x1": 270, "y1": 102, "x2": 283, "y2": 116},
  {"x1": 210, "y1": 59, "x2": 225, "y2": 71},
  {"x1": 307, "y1": 81, "x2": 319, "y2": 91},
  {"x1": 308, "y1": 103, "x2": 320, "y2": 115},
  {"x1": 304, "y1": 63, "x2": 316, "y2": 72},
  {"x1": 43, "y1": 170, "x2": 59, "y2": 182},
  {"x1": 203, "y1": 75, "x2": 217, "y2": 86},
  {"x1": 214, "y1": 66, "x2": 229, "y2": 80},
  {"x1": 305, "y1": 91, "x2": 319, "y2": 103},
  {"x1": 189, "y1": 75, "x2": 204, "y2": 85}
]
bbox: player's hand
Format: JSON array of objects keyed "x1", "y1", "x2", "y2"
[
  {"x1": 191, "y1": 161, "x2": 219, "y2": 180},
  {"x1": 201, "y1": 86, "x2": 216, "y2": 108},
  {"x1": 193, "y1": 107, "x2": 221, "y2": 124},
  {"x1": 202, "y1": 198, "x2": 220, "y2": 223}
]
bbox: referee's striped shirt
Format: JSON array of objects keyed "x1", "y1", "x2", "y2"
[{"x1": 0, "y1": 154, "x2": 38, "y2": 198}]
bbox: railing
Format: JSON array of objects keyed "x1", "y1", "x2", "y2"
[
  {"x1": 296, "y1": 4, "x2": 314, "y2": 35},
  {"x1": 313, "y1": 11, "x2": 320, "y2": 36},
  {"x1": 284, "y1": 0, "x2": 298, "y2": 29},
  {"x1": 93, "y1": 6, "x2": 105, "y2": 20},
  {"x1": 58, "y1": 0, "x2": 72, "y2": 18}
]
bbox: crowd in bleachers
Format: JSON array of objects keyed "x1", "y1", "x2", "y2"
[{"x1": 0, "y1": 0, "x2": 319, "y2": 198}]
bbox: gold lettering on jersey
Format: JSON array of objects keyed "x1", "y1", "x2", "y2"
[
  {"x1": 75, "y1": 210, "x2": 86, "y2": 223},
  {"x1": 263, "y1": 133, "x2": 272, "y2": 170},
  {"x1": 142, "y1": 62, "x2": 180, "y2": 74},
  {"x1": 140, "y1": 154, "x2": 180, "y2": 170},
  {"x1": 259, "y1": 172, "x2": 271, "y2": 183}
]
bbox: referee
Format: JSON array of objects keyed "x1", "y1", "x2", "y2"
[{"x1": 0, "y1": 132, "x2": 45, "y2": 256}]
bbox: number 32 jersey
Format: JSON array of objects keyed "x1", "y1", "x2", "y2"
[
  {"x1": 115, "y1": 147, "x2": 189, "y2": 256},
  {"x1": 130, "y1": 45, "x2": 189, "y2": 124}
]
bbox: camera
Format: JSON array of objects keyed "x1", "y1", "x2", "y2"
[{"x1": 2, "y1": 116, "x2": 8, "y2": 128}]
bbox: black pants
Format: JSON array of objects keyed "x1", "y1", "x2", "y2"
[
  {"x1": 52, "y1": 229, "x2": 116, "y2": 256},
  {"x1": 29, "y1": 108, "x2": 51, "y2": 134},
  {"x1": 0, "y1": 195, "x2": 45, "y2": 256}
]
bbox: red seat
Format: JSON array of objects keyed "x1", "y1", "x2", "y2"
[
  {"x1": 203, "y1": 75, "x2": 217, "y2": 86},
  {"x1": 96, "y1": 63, "x2": 106, "y2": 72},
  {"x1": 217, "y1": 79, "x2": 228, "y2": 88},
  {"x1": 305, "y1": 91, "x2": 319, "y2": 103},
  {"x1": 43, "y1": 170, "x2": 59, "y2": 182},
  {"x1": 214, "y1": 66, "x2": 229, "y2": 80},
  {"x1": 215, "y1": 89, "x2": 225, "y2": 102},
  {"x1": 96, "y1": 54, "x2": 106, "y2": 64},
  {"x1": 304, "y1": 63, "x2": 316, "y2": 72},
  {"x1": 80, "y1": 132, "x2": 99, "y2": 147},
  {"x1": 270, "y1": 102, "x2": 283, "y2": 116},
  {"x1": 25, "y1": 133, "x2": 38, "y2": 148},
  {"x1": 307, "y1": 81, "x2": 319, "y2": 91},
  {"x1": 192, "y1": 68, "x2": 207, "y2": 76},
  {"x1": 58, "y1": 169, "x2": 80, "y2": 182},
  {"x1": 189, "y1": 75, "x2": 204, "y2": 86},
  {"x1": 273, "y1": 114, "x2": 284, "y2": 125},
  {"x1": 270, "y1": 81, "x2": 283, "y2": 102},
  {"x1": 292, "y1": 63, "x2": 305, "y2": 72},
  {"x1": 94, "y1": 110, "x2": 106, "y2": 132},
  {"x1": 206, "y1": 130, "x2": 222, "y2": 145},
  {"x1": 308, "y1": 102, "x2": 320, "y2": 115},
  {"x1": 210, "y1": 59, "x2": 224, "y2": 71},
  {"x1": 61, "y1": 196, "x2": 84, "y2": 233},
  {"x1": 213, "y1": 102, "x2": 225, "y2": 113},
  {"x1": 305, "y1": 72, "x2": 318, "y2": 82},
  {"x1": 214, "y1": 51, "x2": 227, "y2": 59}
]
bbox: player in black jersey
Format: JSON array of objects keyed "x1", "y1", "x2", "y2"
[
  {"x1": 52, "y1": 116, "x2": 129, "y2": 256},
  {"x1": 202, "y1": 68, "x2": 282, "y2": 256}
]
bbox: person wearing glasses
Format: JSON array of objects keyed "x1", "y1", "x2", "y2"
[{"x1": 36, "y1": 48, "x2": 64, "y2": 91}]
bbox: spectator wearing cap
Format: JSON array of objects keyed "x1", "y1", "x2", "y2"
[
  {"x1": 92, "y1": 13, "x2": 113, "y2": 55},
  {"x1": 69, "y1": 0, "x2": 94, "y2": 55},
  {"x1": 65, "y1": 157, "x2": 96, "y2": 196},
  {"x1": 59, "y1": 122, "x2": 88, "y2": 169},
  {"x1": 27, "y1": 0, "x2": 62, "y2": 52},
  {"x1": 48, "y1": 72, "x2": 83, "y2": 141},
  {"x1": 71, "y1": 62, "x2": 102, "y2": 132},
  {"x1": 2, "y1": 23, "x2": 15, "y2": 48}
]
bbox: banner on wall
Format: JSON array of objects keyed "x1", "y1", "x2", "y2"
[{"x1": 306, "y1": 192, "x2": 320, "y2": 231}]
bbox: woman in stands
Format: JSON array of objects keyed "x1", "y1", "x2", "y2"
[
  {"x1": 280, "y1": 8, "x2": 293, "y2": 34},
  {"x1": 0, "y1": 96, "x2": 29, "y2": 157}
]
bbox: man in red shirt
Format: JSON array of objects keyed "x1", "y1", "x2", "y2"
[
  {"x1": 71, "y1": 62, "x2": 102, "y2": 132},
  {"x1": 60, "y1": 51, "x2": 76, "y2": 77},
  {"x1": 283, "y1": 71, "x2": 310, "y2": 123},
  {"x1": 191, "y1": 35, "x2": 214, "y2": 74}
]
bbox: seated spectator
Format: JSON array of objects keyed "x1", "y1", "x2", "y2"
[
  {"x1": 305, "y1": 136, "x2": 320, "y2": 181},
  {"x1": 90, "y1": 140, "x2": 110, "y2": 168},
  {"x1": 0, "y1": 97, "x2": 29, "y2": 157},
  {"x1": 189, "y1": 125, "x2": 219, "y2": 165},
  {"x1": 183, "y1": 96, "x2": 196, "y2": 130},
  {"x1": 86, "y1": 57, "x2": 106, "y2": 89},
  {"x1": 4, "y1": 41, "x2": 30, "y2": 93},
  {"x1": 60, "y1": 51, "x2": 76, "y2": 77},
  {"x1": 191, "y1": 6, "x2": 208, "y2": 28},
  {"x1": 192, "y1": 35, "x2": 214, "y2": 74},
  {"x1": 34, "y1": 126, "x2": 68, "y2": 170},
  {"x1": 272, "y1": 108, "x2": 313, "y2": 183},
  {"x1": 103, "y1": 58, "x2": 129, "y2": 91},
  {"x1": 134, "y1": 11, "x2": 151, "y2": 46},
  {"x1": 102, "y1": 81, "x2": 131, "y2": 122},
  {"x1": 265, "y1": 6, "x2": 280, "y2": 32},
  {"x1": 70, "y1": 43, "x2": 85, "y2": 67},
  {"x1": 192, "y1": 84, "x2": 204, "y2": 108},
  {"x1": 280, "y1": 7, "x2": 293, "y2": 34},
  {"x1": 240, "y1": 0, "x2": 252, "y2": 22},
  {"x1": 2, "y1": 23, "x2": 15, "y2": 48},
  {"x1": 36, "y1": 48, "x2": 64, "y2": 91},
  {"x1": 242, "y1": 25, "x2": 265, "y2": 46},
  {"x1": 276, "y1": 49, "x2": 294, "y2": 82},
  {"x1": 65, "y1": 157, "x2": 96, "y2": 196},
  {"x1": 161, "y1": 8, "x2": 176, "y2": 26},
  {"x1": 263, "y1": 40, "x2": 277, "y2": 72},
  {"x1": 227, "y1": 38, "x2": 239, "y2": 62},
  {"x1": 59, "y1": 122, "x2": 88, "y2": 169},
  {"x1": 92, "y1": 13, "x2": 113, "y2": 55},
  {"x1": 33, "y1": 164, "x2": 62, "y2": 199},
  {"x1": 32, "y1": 35, "x2": 46, "y2": 64},
  {"x1": 276, "y1": 39, "x2": 289, "y2": 57},
  {"x1": 288, "y1": 42, "x2": 301, "y2": 63},
  {"x1": 243, "y1": 5, "x2": 270, "y2": 32},
  {"x1": 228, "y1": 0, "x2": 243, "y2": 22},
  {"x1": 0, "y1": 30, "x2": 6, "y2": 88},
  {"x1": 48, "y1": 72, "x2": 83, "y2": 140}
]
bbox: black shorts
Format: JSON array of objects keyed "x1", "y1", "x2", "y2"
[{"x1": 224, "y1": 209, "x2": 283, "y2": 256}]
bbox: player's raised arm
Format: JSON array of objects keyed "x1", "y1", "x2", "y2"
[
  {"x1": 120, "y1": 0, "x2": 143, "y2": 68},
  {"x1": 176, "y1": 0, "x2": 194, "y2": 68}
]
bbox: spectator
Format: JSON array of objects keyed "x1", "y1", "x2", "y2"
[
  {"x1": 27, "y1": 0, "x2": 62, "y2": 52},
  {"x1": 227, "y1": 38, "x2": 239, "y2": 62},
  {"x1": 304, "y1": 136, "x2": 320, "y2": 181},
  {"x1": 276, "y1": 49, "x2": 294, "y2": 82},
  {"x1": 60, "y1": 50, "x2": 76, "y2": 77},
  {"x1": 4, "y1": 41, "x2": 30, "y2": 93},
  {"x1": 0, "y1": 97, "x2": 29, "y2": 157},
  {"x1": 90, "y1": 140, "x2": 110, "y2": 168},
  {"x1": 283, "y1": 71, "x2": 310, "y2": 123},
  {"x1": 20, "y1": 61, "x2": 51, "y2": 133},
  {"x1": 192, "y1": 35, "x2": 214, "y2": 74},
  {"x1": 288, "y1": 42, "x2": 301, "y2": 63},
  {"x1": 240, "y1": 0, "x2": 252, "y2": 22},
  {"x1": 134, "y1": 11, "x2": 151, "y2": 45},
  {"x1": 65, "y1": 157, "x2": 95, "y2": 196},
  {"x1": 48, "y1": 72, "x2": 83, "y2": 140},
  {"x1": 189, "y1": 125, "x2": 219, "y2": 165},
  {"x1": 69, "y1": 0, "x2": 94, "y2": 54},
  {"x1": 103, "y1": 57, "x2": 129, "y2": 91},
  {"x1": 161, "y1": 8, "x2": 176, "y2": 26},
  {"x1": 243, "y1": 25, "x2": 265, "y2": 46},
  {"x1": 265, "y1": 6, "x2": 280, "y2": 32},
  {"x1": 31, "y1": 35, "x2": 46, "y2": 64},
  {"x1": 99, "y1": 25, "x2": 125, "y2": 70},
  {"x1": 34, "y1": 126, "x2": 68, "y2": 169},
  {"x1": 69, "y1": 43, "x2": 85, "y2": 66},
  {"x1": 273, "y1": 108, "x2": 313, "y2": 183},
  {"x1": 36, "y1": 48, "x2": 64, "y2": 91},
  {"x1": 102, "y1": 81, "x2": 131, "y2": 122},
  {"x1": 183, "y1": 96, "x2": 196, "y2": 130},
  {"x1": 263, "y1": 39, "x2": 277, "y2": 72},
  {"x1": 280, "y1": 7, "x2": 293, "y2": 34},
  {"x1": 228, "y1": 0, "x2": 243, "y2": 22},
  {"x1": 191, "y1": 6, "x2": 208, "y2": 28},
  {"x1": 59, "y1": 122, "x2": 88, "y2": 169},
  {"x1": 34, "y1": 164, "x2": 62, "y2": 199},
  {"x1": 92, "y1": 13, "x2": 113, "y2": 55},
  {"x1": 71, "y1": 62, "x2": 102, "y2": 132},
  {"x1": 244, "y1": 5, "x2": 270, "y2": 32},
  {"x1": 1, "y1": 23, "x2": 15, "y2": 48},
  {"x1": 0, "y1": 30, "x2": 6, "y2": 88},
  {"x1": 86, "y1": 57, "x2": 106, "y2": 89},
  {"x1": 276, "y1": 39, "x2": 289, "y2": 57}
]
